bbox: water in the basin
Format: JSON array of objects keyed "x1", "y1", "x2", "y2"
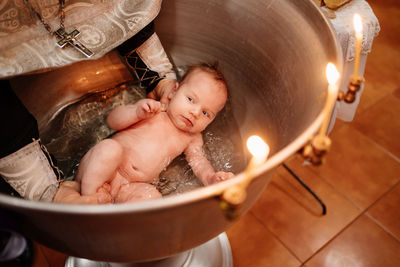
[{"x1": 40, "y1": 82, "x2": 246, "y2": 196}]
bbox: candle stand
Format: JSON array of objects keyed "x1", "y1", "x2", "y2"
[
  {"x1": 283, "y1": 135, "x2": 333, "y2": 216},
  {"x1": 282, "y1": 163, "x2": 327, "y2": 215},
  {"x1": 277, "y1": 0, "x2": 380, "y2": 217},
  {"x1": 338, "y1": 75, "x2": 364, "y2": 103},
  {"x1": 284, "y1": 73, "x2": 363, "y2": 216}
]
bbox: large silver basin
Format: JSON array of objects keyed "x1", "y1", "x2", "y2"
[{"x1": 0, "y1": 0, "x2": 342, "y2": 262}]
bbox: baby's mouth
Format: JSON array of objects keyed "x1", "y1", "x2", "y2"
[{"x1": 182, "y1": 116, "x2": 193, "y2": 127}]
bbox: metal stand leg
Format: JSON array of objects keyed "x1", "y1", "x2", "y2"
[
  {"x1": 282, "y1": 163, "x2": 327, "y2": 215},
  {"x1": 64, "y1": 233, "x2": 232, "y2": 267}
]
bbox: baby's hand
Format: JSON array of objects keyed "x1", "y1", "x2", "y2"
[
  {"x1": 136, "y1": 99, "x2": 164, "y2": 120},
  {"x1": 208, "y1": 171, "x2": 235, "y2": 185},
  {"x1": 147, "y1": 78, "x2": 178, "y2": 109}
]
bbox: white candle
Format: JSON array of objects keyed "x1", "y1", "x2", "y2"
[
  {"x1": 353, "y1": 14, "x2": 363, "y2": 77},
  {"x1": 221, "y1": 135, "x2": 269, "y2": 206},
  {"x1": 244, "y1": 136, "x2": 270, "y2": 182},
  {"x1": 319, "y1": 63, "x2": 340, "y2": 137}
]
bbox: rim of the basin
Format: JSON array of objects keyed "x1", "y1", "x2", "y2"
[{"x1": 0, "y1": 1, "x2": 343, "y2": 215}]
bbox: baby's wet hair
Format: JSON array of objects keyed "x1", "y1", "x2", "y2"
[{"x1": 181, "y1": 62, "x2": 228, "y2": 91}]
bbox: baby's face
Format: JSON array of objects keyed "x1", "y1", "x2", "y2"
[{"x1": 167, "y1": 69, "x2": 227, "y2": 133}]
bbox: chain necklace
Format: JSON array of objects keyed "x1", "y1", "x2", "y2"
[{"x1": 23, "y1": 0, "x2": 93, "y2": 57}]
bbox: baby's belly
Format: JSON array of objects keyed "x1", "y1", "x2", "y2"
[
  {"x1": 111, "y1": 118, "x2": 188, "y2": 182},
  {"x1": 117, "y1": 161, "x2": 155, "y2": 183},
  {"x1": 113, "y1": 141, "x2": 181, "y2": 182},
  {"x1": 116, "y1": 151, "x2": 171, "y2": 183}
]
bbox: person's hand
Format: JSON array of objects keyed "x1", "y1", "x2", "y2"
[
  {"x1": 135, "y1": 98, "x2": 163, "y2": 120},
  {"x1": 147, "y1": 78, "x2": 178, "y2": 109},
  {"x1": 53, "y1": 181, "x2": 112, "y2": 204},
  {"x1": 208, "y1": 171, "x2": 235, "y2": 185}
]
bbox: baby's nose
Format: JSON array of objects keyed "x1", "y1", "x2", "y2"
[{"x1": 190, "y1": 105, "x2": 201, "y2": 117}]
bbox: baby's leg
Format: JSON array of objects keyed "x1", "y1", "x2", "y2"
[
  {"x1": 114, "y1": 182, "x2": 162, "y2": 203},
  {"x1": 76, "y1": 139, "x2": 123, "y2": 196}
]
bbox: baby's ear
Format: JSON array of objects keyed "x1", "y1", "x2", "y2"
[{"x1": 168, "y1": 81, "x2": 179, "y2": 100}]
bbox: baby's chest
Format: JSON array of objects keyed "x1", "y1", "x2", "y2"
[{"x1": 131, "y1": 115, "x2": 191, "y2": 156}]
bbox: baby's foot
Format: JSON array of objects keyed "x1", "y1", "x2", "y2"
[{"x1": 95, "y1": 183, "x2": 112, "y2": 204}]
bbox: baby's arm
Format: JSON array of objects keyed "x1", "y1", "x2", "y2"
[
  {"x1": 106, "y1": 99, "x2": 164, "y2": 130},
  {"x1": 184, "y1": 134, "x2": 234, "y2": 186}
]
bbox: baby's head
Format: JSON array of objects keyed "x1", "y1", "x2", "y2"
[{"x1": 167, "y1": 63, "x2": 228, "y2": 133}]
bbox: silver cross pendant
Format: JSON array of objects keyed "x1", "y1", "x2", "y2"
[{"x1": 55, "y1": 28, "x2": 94, "y2": 58}]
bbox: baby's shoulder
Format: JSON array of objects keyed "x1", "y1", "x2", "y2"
[{"x1": 186, "y1": 133, "x2": 204, "y2": 147}]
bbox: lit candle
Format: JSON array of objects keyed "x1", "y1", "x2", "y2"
[
  {"x1": 222, "y1": 135, "x2": 269, "y2": 206},
  {"x1": 319, "y1": 63, "x2": 340, "y2": 137},
  {"x1": 353, "y1": 14, "x2": 363, "y2": 77},
  {"x1": 244, "y1": 135, "x2": 270, "y2": 183}
]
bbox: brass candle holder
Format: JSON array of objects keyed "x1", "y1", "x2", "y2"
[
  {"x1": 300, "y1": 135, "x2": 332, "y2": 165},
  {"x1": 220, "y1": 184, "x2": 246, "y2": 220},
  {"x1": 337, "y1": 75, "x2": 363, "y2": 103}
]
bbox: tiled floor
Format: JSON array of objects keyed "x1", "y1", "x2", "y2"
[{"x1": 29, "y1": 0, "x2": 399, "y2": 266}]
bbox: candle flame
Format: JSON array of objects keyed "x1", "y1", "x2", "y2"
[
  {"x1": 246, "y1": 135, "x2": 270, "y2": 160},
  {"x1": 353, "y1": 14, "x2": 363, "y2": 34},
  {"x1": 326, "y1": 63, "x2": 340, "y2": 86}
]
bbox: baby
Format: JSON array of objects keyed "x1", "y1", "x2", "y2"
[{"x1": 75, "y1": 63, "x2": 234, "y2": 203}]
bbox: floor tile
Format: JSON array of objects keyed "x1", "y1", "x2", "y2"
[
  {"x1": 353, "y1": 94, "x2": 400, "y2": 159},
  {"x1": 355, "y1": 68, "x2": 395, "y2": 116},
  {"x1": 306, "y1": 215, "x2": 400, "y2": 267},
  {"x1": 393, "y1": 88, "x2": 400, "y2": 99},
  {"x1": 249, "y1": 160, "x2": 360, "y2": 262},
  {"x1": 38, "y1": 243, "x2": 67, "y2": 267},
  {"x1": 32, "y1": 242, "x2": 50, "y2": 267},
  {"x1": 307, "y1": 124, "x2": 400, "y2": 210},
  {"x1": 226, "y1": 211, "x2": 300, "y2": 267},
  {"x1": 364, "y1": 41, "x2": 400, "y2": 92},
  {"x1": 365, "y1": 1, "x2": 400, "y2": 77},
  {"x1": 368, "y1": 0, "x2": 400, "y2": 49},
  {"x1": 354, "y1": 1, "x2": 400, "y2": 114},
  {"x1": 355, "y1": 43, "x2": 400, "y2": 116},
  {"x1": 366, "y1": 182, "x2": 400, "y2": 240}
]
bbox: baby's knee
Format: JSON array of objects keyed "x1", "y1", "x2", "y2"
[{"x1": 94, "y1": 139, "x2": 123, "y2": 162}]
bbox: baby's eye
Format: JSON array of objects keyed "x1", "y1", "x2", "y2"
[
  {"x1": 187, "y1": 97, "x2": 193, "y2": 102},
  {"x1": 202, "y1": 110, "x2": 208, "y2": 116}
]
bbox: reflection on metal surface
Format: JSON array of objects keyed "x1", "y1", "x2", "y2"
[{"x1": 64, "y1": 233, "x2": 232, "y2": 267}]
